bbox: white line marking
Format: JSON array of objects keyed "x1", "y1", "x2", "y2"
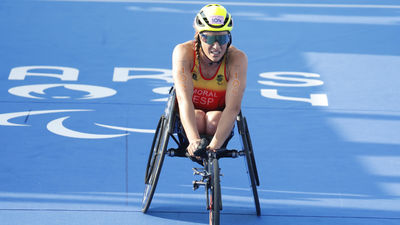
[
  {"x1": 95, "y1": 123, "x2": 155, "y2": 133},
  {"x1": 255, "y1": 14, "x2": 400, "y2": 25},
  {"x1": 46, "y1": 0, "x2": 400, "y2": 9}
]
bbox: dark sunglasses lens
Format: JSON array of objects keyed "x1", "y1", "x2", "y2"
[
  {"x1": 201, "y1": 34, "x2": 229, "y2": 45},
  {"x1": 216, "y1": 35, "x2": 229, "y2": 45}
]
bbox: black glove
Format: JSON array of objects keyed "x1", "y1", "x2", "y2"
[{"x1": 193, "y1": 138, "x2": 209, "y2": 157}]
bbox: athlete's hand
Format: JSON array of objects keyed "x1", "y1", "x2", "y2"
[
  {"x1": 207, "y1": 146, "x2": 217, "y2": 152},
  {"x1": 187, "y1": 138, "x2": 208, "y2": 157},
  {"x1": 187, "y1": 139, "x2": 201, "y2": 157}
]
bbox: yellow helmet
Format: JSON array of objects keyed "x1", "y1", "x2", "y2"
[{"x1": 194, "y1": 4, "x2": 233, "y2": 33}]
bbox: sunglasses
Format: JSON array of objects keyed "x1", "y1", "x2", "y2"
[{"x1": 199, "y1": 33, "x2": 230, "y2": 45}]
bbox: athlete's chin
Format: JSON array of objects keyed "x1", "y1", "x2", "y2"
[{"x1": 209, "y1": 54, "x2": 223, "y2": 62}]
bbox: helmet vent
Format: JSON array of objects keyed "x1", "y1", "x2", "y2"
[{"x1": 196, "y1": 16, "x2": 205, "y2": 27}]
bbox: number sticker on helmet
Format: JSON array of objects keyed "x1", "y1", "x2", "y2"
[{"x1": 210, "y1": 15, "x2": 224, "y2": 25}]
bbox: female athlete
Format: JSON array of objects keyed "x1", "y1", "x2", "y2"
[{"x1": 172, "y1": 4, "x2": 247, "y2": 157}]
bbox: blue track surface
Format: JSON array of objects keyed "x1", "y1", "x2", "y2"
[{"x1": 1, "y1": 0, "x2": 400, "y2": 224}]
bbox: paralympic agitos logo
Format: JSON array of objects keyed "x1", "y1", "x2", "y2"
[
  {"x1": 1, "y1": 66, "x2": 328, "y2": 139},
  {"x1": 1, "y1": 66, "x2": 174, "y2": 139}
]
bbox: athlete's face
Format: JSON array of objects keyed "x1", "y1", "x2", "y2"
[{"x1": 200, "y1": 31, "x2": 229, "y2": 62}]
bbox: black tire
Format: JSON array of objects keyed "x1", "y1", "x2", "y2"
[
  {"x1": 142, "y1": 87, "x2": 177, "y2": 213},
  {"x1": 237, "y1": 113, "x2": 261, "y2": 216},
  {"x1": 209, "y1": 158, "x2": 221, "y2": 225},
  {"x1": 244, "y1": 117, "x2": 260, "y2": 186},
  {"x1": 142, "y1": 116, "x2": 168, "y2": 213},
  {"x1": 144, "y1": 116, "x2": 163, "y2": 183}
]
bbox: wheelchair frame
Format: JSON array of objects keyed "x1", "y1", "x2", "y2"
[{"x1": 141, "y1": 87, "x2": 261, "y2": 223}]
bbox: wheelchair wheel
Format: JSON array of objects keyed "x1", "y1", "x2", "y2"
[
  {"x1": 209, "y1": 158, "x2": 221, "y2": 225},
  {"x1": 237, "y1": 113, "x2": 261, "y2": 216},
  {"x1": 142, "y1": 87, "x2": 177, "y2": 213},
  {"x1": 142, "y1": 115, "x2": 168, "y2": 213},
  {"x1": 144, "y1": 116, "x2": 163, "y2": 183},
  {"x1": 244, "y1": 117, "x2": 260, "y2": 186}
]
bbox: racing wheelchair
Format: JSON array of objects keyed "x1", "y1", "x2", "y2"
[{"x1": 142, "y1": 87, "x2": 260, "y2": 224}]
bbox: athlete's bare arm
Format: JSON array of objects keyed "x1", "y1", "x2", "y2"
[
  {"x1": 172, "y1": 41, "x2": 201, "y2": 154},
  {"x1": 208, "y1": 47, "x2": 248, "y2": 150}
]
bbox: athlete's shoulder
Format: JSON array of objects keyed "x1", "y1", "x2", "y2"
[
  {"x1": 172, "y1": 41, "x2": 195, "y2": 75},
  {"x1": 173, "y1": 40, "x2": 195, "y2": 59},
  {"x1": 227, "y1": 45, "x2": 248, "y2": 65}
]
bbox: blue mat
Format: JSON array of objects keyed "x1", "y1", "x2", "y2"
[{"x1": 1, "y1": 0, "x2": 400, "y2": 224}]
